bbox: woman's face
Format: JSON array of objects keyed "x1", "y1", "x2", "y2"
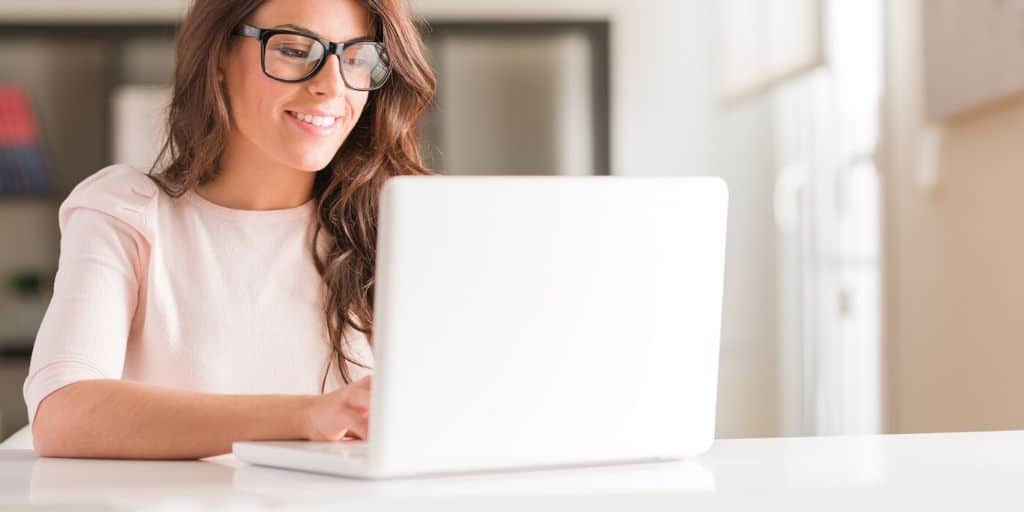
[{"x1": 221, "y1": 0, "x2": 374, "y2": 173}]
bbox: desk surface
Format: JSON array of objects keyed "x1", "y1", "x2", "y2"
[{"x1": 1, "y1": 430, "x2": 1022, "y2": 511}]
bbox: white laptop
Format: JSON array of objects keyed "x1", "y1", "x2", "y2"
[{"x1": 233, "y1": 175, "x2": 729, "y2": 479}]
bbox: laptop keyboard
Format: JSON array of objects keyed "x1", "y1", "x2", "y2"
[{"x1": 300, "y1": 442, "x2": 369, "y2": 459}]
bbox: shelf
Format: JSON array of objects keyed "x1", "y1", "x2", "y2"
[
  {"x1": 0, "y1": 345, "x2": 31, "y2": 360},
  {"x1": 0, "y1": 194, "x2": 62, "y2": 203}
]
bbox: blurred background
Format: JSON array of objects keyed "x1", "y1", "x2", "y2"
[{"x1": 1, "y1": 0, "x2": 1021, "y2": 442}]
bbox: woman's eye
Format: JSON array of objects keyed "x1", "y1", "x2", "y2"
[
  {"x1": 276, "y1": 47, "x2": 309, "y2": 59},
  {"x1": 345, "y1": 58, "x2": 368, "y2": 68}
]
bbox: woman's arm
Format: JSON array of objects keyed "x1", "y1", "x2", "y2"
[
  {"x1": 28, "y1": 176, "x2": 371, "y2": 459},
  {"x1": 32, "y1": 375, "x2": 371, "y2": 460}
]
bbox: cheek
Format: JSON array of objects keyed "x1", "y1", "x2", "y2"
[
  {"x1": 345, "y1": 93, "x2": 371, "y2": 130},
  {"x1": 227, "y1": 63, "x2": 285, "y2": 134}
]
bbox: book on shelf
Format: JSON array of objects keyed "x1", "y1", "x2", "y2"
[{"x1": 0, "y1": 85, "x2": 52, "y2": 196}]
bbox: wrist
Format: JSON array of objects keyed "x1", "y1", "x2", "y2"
[{"x1": 296, "y1": 394, "x2": 320, "y2": 440}]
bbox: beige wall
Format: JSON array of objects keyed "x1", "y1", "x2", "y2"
[{"x1": 884, "y1": 0, "x2": 1024, "y2": 433}]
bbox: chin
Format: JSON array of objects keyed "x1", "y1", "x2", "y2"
[{"x1": 288, "y1": 152, "x2": 337, "y2": 172}]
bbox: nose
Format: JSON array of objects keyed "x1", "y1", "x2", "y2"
[{"x1": 307, "y1": 54, "x2": 346, "y2": 98}]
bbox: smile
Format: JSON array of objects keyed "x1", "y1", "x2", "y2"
[{"x1": 286, "y1": 110, "x2": 338, "y2": 128}]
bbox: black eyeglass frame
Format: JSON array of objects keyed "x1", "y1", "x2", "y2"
[{"x1": 232, "y1": 23, "x2": 392, "y2": 91}]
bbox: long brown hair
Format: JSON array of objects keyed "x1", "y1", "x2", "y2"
[{"x1": 150, "y1": 0, "x2": 436, "y2": 389}]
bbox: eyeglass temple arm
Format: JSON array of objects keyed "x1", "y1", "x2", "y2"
[{"x1": 234, "y1": 24, "x2": 262, "y2": 38}]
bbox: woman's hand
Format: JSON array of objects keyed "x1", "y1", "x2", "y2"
[{"x1": 304, "y1": 375, "x2": 372, "y2": 441}]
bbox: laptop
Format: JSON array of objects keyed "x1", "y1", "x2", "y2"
[{"x1": 233, "y1": 175, "x2": 729, "y2": 479}]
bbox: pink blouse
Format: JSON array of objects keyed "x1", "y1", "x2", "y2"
[{"x1": 23, "y1": 164, "x2": 372, "y2": 423}]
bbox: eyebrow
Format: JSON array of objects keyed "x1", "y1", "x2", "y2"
[
  {"x1": 274, "y1": 24, "x2": 318, "y2": 37},
  {"x1": 273, "y1": 24, "x2": 372, "y2": 42}
]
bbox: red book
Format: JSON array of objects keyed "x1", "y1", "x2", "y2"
[{"x1": 0, "y1": 84, "x2": 49, "y2": 194}]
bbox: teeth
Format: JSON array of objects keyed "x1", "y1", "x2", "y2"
[{"x1": 289, "y1": 111, "x2": 337, "y2": 128}]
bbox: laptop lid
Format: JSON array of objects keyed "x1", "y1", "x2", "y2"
[{"x1": 366, "y1": 176, "x2": 728, "y2": 477}]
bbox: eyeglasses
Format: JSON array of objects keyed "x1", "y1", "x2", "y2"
[{"x1": 232, "y1": 23, "x2": 392, "y2": 91}]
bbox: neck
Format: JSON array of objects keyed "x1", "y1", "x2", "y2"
[{"x1": 197, "y1": 135, "x2": 316, "y2": 211}]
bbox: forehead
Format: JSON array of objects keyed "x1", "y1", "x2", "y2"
[{"x1": 251, "y1": 0, "x2": 374, "y2": 41}]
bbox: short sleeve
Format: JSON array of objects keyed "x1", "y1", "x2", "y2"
[{"x1": 22, "y1": 164, "x2": 159, "y2": 424}]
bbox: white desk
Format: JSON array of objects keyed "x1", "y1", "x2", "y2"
[{"x1": 1, "y1": 430, "x2": 1022, "y2": 511}]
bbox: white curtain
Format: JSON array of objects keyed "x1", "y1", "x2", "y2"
[{"x1": 773, "y1": 0, "x2": 883, "y2": 436}]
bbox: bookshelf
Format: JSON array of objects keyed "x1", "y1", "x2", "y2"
[{"x1": 0, "y1": 24, "x2": 177, "y2": 199}]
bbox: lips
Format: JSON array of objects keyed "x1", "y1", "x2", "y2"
[{"x1": 286, "y1": 110, "x2": 339, "y2": 128}]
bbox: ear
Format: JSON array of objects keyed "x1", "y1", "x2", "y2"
[
  {"x1": 215, "y1": 62, "x2": 226, "y2": 84},
  {"x1": 217, "y1": 38, "x2": 234, "y2": 81}
]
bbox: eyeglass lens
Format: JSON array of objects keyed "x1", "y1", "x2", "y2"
[{"x1": 265, "y1": 33, "x2": 388, "y2": 89}]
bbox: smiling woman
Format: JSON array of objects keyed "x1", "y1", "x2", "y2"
[{"x1": 22, "y1": 0, "x2": 436, "y2": 459}]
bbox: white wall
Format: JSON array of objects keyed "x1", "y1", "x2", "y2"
[{"x1": 0, "y1": 1, "x2": 188, "y2": 22}]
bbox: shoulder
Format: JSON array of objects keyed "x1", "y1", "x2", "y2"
[{"x1": 58, "y1": 164, "x2": 162, "y2": 242}]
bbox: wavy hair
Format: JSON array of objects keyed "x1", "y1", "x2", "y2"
[{"x1": 150, "y1": 0, "x2": 436, "y2": 389}]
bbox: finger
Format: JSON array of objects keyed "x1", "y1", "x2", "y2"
[
  {"x1": 343, "y1": 387, "x2": 371, "y2": 411},
  {"x1": 343, "y1": 410, "x2": 370, "y2": 440},
  {"x1": 353, "y1": 375, "x2": 372, "y2": 389}
]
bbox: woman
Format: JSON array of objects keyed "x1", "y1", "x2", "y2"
[{"x1": 23, "y1": 0, "x2": 435, "y2": 459}]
